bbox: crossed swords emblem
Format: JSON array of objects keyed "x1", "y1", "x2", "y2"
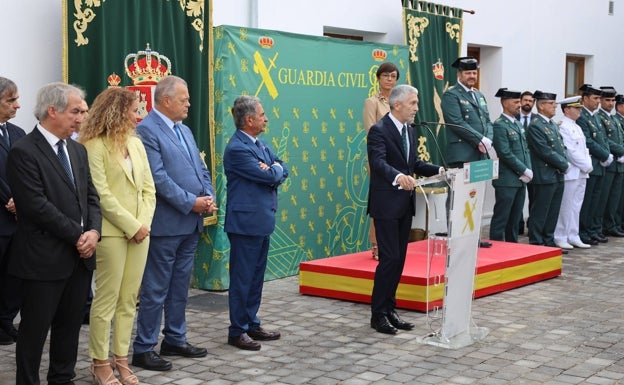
[{"x1": 253, "y1": 51, "x2": 279, "y2": 99}]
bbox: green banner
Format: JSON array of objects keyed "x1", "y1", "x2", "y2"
[
  {"x1": 63, "y1": 0, "x2": 212, "y2": 167},
  {"x1": 64, "y1": 1, "x2": 218, "y2": 290},
  {"x1": 403, "y1": 1, "x2": 463, "y2": 165},
  {"x1": 197, "y1": 25, "x2": 409, "y2": 289}
]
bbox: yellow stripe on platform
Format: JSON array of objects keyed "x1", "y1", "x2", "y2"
[
  {"x1": 301, "y1": 255, "x2": 562, "y2": 304},
  {"x1": 300, "y1": 271, "x2": 374, "y2": 296},
  {"x1": 474, "y1": 255, "x2": 562, "y2": 291}
]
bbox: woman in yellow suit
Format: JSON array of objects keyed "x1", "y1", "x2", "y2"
[{"x1": 80, "y1": 88, "x2": 156, "y2": 385}]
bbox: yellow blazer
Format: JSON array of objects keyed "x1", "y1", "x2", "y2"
[{"x1": 84, "y1": 136, "x2": 156, "y2": 238}]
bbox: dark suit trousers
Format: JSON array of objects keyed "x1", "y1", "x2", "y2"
[
  {"x1": 227, "y1": 233, "x2": 269, "y2": 337},
  {"x1": 16, "y1": 261, "x2": 92, "y2": 385},
  {"x1": 371, "y1": 213, "x2": 412, "y2": 316},
  {"x1": 0, "y1": 235, "x2": 21, "y2": 331}
]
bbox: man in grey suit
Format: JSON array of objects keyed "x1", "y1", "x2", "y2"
[
  {"x1": 7, "y1": 82, "x2": 101, "y2": 385},
  {"x1": 132, "y1": 75, "x2": 217, "y2": 371}
]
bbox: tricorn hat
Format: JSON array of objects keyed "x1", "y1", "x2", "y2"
[
  {"x1": 495, "y1": 88, "x2": 521, "y2": 99},
  {"x1": 451, "y1": 56, "x2": 479, "y2": 71}
]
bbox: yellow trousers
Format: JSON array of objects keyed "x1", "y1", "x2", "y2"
[{"x1": 89, "y1": 236, "x2": 149, "y2": 359}]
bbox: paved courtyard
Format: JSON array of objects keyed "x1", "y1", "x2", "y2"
[{"x1": 2, "y1": 232, "x2": 624, "y2": 384}]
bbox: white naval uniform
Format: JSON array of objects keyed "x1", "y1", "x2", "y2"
[{"x1": 554, "y1": 116, "x2": 593, "y2": 245}]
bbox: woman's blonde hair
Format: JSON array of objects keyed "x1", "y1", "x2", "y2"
[{"x1": 79, "y1": 87, "x2": 137, "y2": 153}]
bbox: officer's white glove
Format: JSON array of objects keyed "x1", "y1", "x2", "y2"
[
  {"x1": 617, "y1": 155, "x2": 624, "y2": 163},
  {"x1": 481, "y1": 137, "x2": 493, "y2": 150},
  {"x1": 524, "y1": 169, "x2": 533, "y2": 179},
  {"x1": 519, "y1": 174, "x2": 532, "y2": 184},
  {"x1": 600, "y1": 154, "x2": 614, "y2": 167}
]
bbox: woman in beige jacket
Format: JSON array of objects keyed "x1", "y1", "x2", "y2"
[
  {"x1": 362, "y1": 62, "x2": 400, "y2": 260},
  {"x1": 80, "y1": 88, "x2": 156, "y2": 385}
]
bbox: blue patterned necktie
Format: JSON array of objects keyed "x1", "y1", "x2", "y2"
[
  {"x1": 56, "y1": 140, "x2": 74, "y2": 185},
  {"x1": 255, "y1": 140, "x2": 268, "y2": 163},
  {"x1": 174, "y1": 123, "x2": 191, "y2": 158}
]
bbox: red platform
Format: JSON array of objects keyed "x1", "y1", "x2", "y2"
[{"x1": 299, "y1": 240, "x2": 562, "y2": 312}]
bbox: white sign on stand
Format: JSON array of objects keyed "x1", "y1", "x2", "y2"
[{"x1": 418, "y1": 160, "x2": 497, "y2": 349}]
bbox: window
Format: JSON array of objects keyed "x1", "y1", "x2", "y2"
[
  {"x1": 565, "y1": 56, "x2": 585, "y2": 97},
  {"x1": 467, "y1": 46, "x2": 481, "y2": 90}
]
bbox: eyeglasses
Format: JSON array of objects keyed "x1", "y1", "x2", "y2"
[{"x1": 380, "y1": 73, "x2": 398, "y2": 80}]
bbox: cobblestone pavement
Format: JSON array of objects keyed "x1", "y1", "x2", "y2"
[{"x1": 2, "y1": 232, "x2": 624, "y2": 385}]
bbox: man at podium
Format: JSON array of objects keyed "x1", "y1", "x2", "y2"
[{"x1": 367, "y1": 84, "x2": 444, "y2": 335}]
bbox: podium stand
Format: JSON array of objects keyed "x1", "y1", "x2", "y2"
[{"x1": 416, "y1": 159, "x2": 498, "y2": 349}]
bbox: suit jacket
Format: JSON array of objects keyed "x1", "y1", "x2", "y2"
[
  {"x1": 595, "y1": 109, "x2": 624, "y2": 173},
  {"x1": 223, "y1": 129, "x2": 288, "y2": 236},
  {"x1": 367, "y1": 113, "x2": 441, "y2": 220},
  {"x1": 137, "y1": 110, "x2": 214, "y2": 236},
  {"x1": 6, "y1": 127, "x2": 101, "y2": 280},
  {"x1": 83, "y1": 136, "x2": 156, "y2": 238},
  {"x1": 525, "y1": 114, "x2": 568, "y2": 185},
  {"x1": 517, "y1": 112, "x2": 535, "y2": 129},
  {"x1": 577, "y1": 107, "x2": 610, "y2": 177},
  {"x1": 0, "y1": 121, "x2": 26, "y2": 236},
  {"x1": 492, "y1": 114, "x2": 531, "y2": 188},
  {"x1": 441, "y1": 84, "x2": 494, "y2": 165}
]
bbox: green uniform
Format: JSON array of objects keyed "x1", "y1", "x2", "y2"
[
  {"x1": 525, "y1": 114, "x2": 568, "y2": 246},
  {"x1": 490, "y1": 114, "x2": 531, "y2": 242},
  {"x1": 578, "y1": 108, "x2": 610, "y2": 241},
  {"x1": 595, "y1": 109, "x2": 624, "y2": 233},
  {"x1": 441, "y1": 84, "x2": 493, "y2": 167}
]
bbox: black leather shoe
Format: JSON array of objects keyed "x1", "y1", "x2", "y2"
[
  {"x1": 607, "y1": 229, "x2": 624, "y2": 237},
  {"x1": 370, "y1": 315, "x2": 398, "y2": 335},
  {"x1": 4, "y1": 325, "x2": 17, "y2": 342},
  {"x1": 160, "y1": 340, "x2": 207, "y2": 358},
  {"x1": 0, "y1": 328, "x2": 13, "y2": 345},
  {"x1": 228, "y1": 333, "x2": 261, "y2": 351},
  {"x1": 479, "y1": 241, "x2": 492, "y2": 248},
  {"x1": 131, "y1": 351, "x2": 172, "y2": 371},
  {"x1": 247, "y1": 327, "x2": 280, "y2": 341},
  {"x1": 593, "y1": 234, "x2": 608, "y2": 243},
  {"x1": 581, "y1": 237, "x2": 599, "y2": 246},
  {"x1": 387, "y1": 311, "x2": 414, "y2": 330}
]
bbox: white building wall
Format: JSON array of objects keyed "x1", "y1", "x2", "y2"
[
  {"x1": 3, "y1": 0, "x2": 623, "y2": 229},
  {"x1": 4, "y1": 0, "x2": 623, "y2": 129}
]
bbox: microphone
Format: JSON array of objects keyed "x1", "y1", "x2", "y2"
[
  {"x1": 417, "y1": 121, "x2": 496, "y2": 161},
  {"x1": 410, "y1": 122, "x2": 448, "y2": 170}
]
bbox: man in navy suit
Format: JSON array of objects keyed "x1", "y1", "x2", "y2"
[
  {"x1": 7, "y1": 82, "x2": 101, "y2": 385},
  {"x1": 368, "y1": 85, "x2": 444, "y2": 334},
  {"x1": 224, "y1": 96, "x2": 288, "y2": 350},
  {"x1": 0, "y1": 77, "x2": 26, "y2": 345},
  {"x1": 132, "y1": 76, "x2": 217, "y2": 371}
]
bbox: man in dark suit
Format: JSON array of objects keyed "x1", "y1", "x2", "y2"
[
  {"x1": 224, "y1": 95, "x2": 288, "y2": 350},
  {"x1": 489, "y1": 88, "x2": 532, "y2": 243},
  {"x1": 441, "y1": 56, "x2": 494, "y2": 248},
  {"x1": 0, "y1": 77, "x2": 26, "y2": 345},
  {"x1": 7, "y1": 82, "x2": 101, "y2": 385},
  {"x1": 525, "y1": 91, "x2": 569, "y2": 247},
  {"x1": 132, "y1": 75, "x2": 216, "y2": 371},
  {"x1": 368, "y1": 85, "x2": 444, "y2": 334}
]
